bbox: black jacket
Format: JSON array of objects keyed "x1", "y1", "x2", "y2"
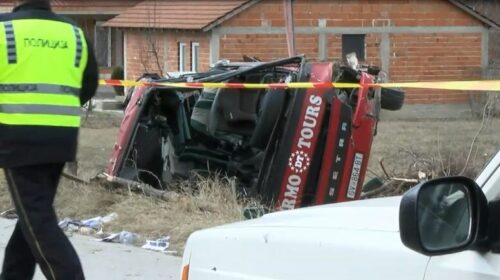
[{"x1": 0, "y1": 1, "x2": 99, "y2": 167}]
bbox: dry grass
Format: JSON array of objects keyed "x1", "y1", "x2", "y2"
[
  {"x1": 0, "y1": 111, "x2": 499, "y2": 253},
  {"x1": 368, "y1": 118, "x2": 500, "y2": 180},
  {"x1": 365, "y1": 117, "x2": 500, "y2": 198},
  {"x1": 55, "y1": 176, "x2": 245, "y2": 253},
  {"x1": 60, "y1": 113, "x2": 246, "y2": 253},
  {"x1": 0, "y1": 112, "x2": 249, "y2": 253}
]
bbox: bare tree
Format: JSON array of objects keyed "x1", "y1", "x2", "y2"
[{"x1": 139, "y1": 0, "x2": 165, "y2": 76}]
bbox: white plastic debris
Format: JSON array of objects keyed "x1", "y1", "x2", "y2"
[
  {"x1": 58, "y1": 217, "x2": 71, "y2": 229},
  {"x1": 59, "y1": 213, "x2": 118, "y2": 232},
  {"x1": 58, "y1": 217, "x2": 83, "y2": 231},
  {"x1": 346, "y1": 52, "x2": 359, "y2": 70},
  {"x1": 100, "y1": 231, "x2": 139, "y2": 245},
  {"x1": 98, "y1": 232, "x2": 119, "y2": 242},
  {"x1": 81, "y1": 216, "x2": 103, "y2": 230},
  {"x1": 119, "y1": 231, "x2": 138, "y2": 245},
  {"x1": 142, "y1": 236, "x2": 171, "y2": 253}
]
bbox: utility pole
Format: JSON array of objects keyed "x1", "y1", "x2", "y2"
[{"x1": 284, "y1": 0, "x2": 296, "y2": 57}]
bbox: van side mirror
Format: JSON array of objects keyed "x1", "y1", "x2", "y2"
[{"x1": 399, "y1": 176, "x2": 488, "y2": 256}]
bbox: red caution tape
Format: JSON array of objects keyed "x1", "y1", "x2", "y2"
[{"x1": 100, "y1": 79, "x2": 500, "y2": 91}]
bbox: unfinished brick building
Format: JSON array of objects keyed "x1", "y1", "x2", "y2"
[
  {"x1": 2, "y1": 0, "x2": 498, "y2": 104},
  {"x1": 104, "y1": 0, "x2": 499, "y2": 104}
]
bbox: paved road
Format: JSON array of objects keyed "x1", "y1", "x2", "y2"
[
  {"x1": 96, "y1": 85, "x2": 116, "y2": 99},
  {"x1": 0, "y1": 219, "x2": 182, "y2": 279}
]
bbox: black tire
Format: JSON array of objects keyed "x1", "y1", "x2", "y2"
[
  {"x1": 250, "y1": 89, "x2": 286, "y2": 150},
  {"x1": 381, "y1": 88, "x2": 405, "y2": 111}
]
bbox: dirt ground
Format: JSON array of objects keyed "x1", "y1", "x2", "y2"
[{"x1": 0, "y1": 111, "x2": 498, "y2": 253}]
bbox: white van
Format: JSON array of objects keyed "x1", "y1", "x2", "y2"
[{"x1": 180, "y1": 151, "x2": 500, "y2": 280}]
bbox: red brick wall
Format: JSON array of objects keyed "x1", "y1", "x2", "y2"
[
  {"x1": 220, "y1": 0, "x2": 482, "y2": 65},
  {"x1": 124, "y1": 30, "x2": 209, "y2": 80},
  {"x1": 390, "y1": 33, "x2": 482, "y2": 103},
  {"x1": 366, "y1": 34, "x2": 381, "y2": 66},
  {"x1": 121, "y1": 0, "x2": 486, "y2": 104},
  {"x1": 218, "y1": 0, "x2": 484, "y2": 104},
  {"x1": 220, "y1": 34, "x2": 318, "y2": 62},
  {"x1": 327, "y1": 34, "x2": 342, "y2": 61},
  {"x1": 166, "y1": 32, "x2": 210, "y2": 74},
  {"x1": 125, "y1": 30, "x2": 166, "y2": 79},
  {"x1": 223, "y1": 0, "x2": 480, "y2": 28}
]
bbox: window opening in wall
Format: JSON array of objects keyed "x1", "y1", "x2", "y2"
[
  {"x1": 342, "y1": 34, "x2": 366, "y2": 61},
  {"x1": 95, "y1": 21, "x2": 111, "y2": 67},
  {"x1": 191, "y1": 42, "x2": 200, "y2": 72},
  {"x1": 179, "y1": 42, "x2": 187, "y2": 72}
]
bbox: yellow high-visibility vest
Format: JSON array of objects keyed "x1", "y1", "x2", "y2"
[{"x1": 0, "y1": 19, "x2": 87, "y2": 127}]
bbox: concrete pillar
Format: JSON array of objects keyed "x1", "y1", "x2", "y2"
[
  {"x1": 482, "y1": 28, "x2": 489, "y2": 69},
  {"x1": 210, "y1": 28, "x2": 220, "y2": 65},
  {"x1": 380, "y1": 32, "x2": 390, "y2": 77},
  {"x1": 163, "y1": 34, "x2": 169, "y2": 74},
  {"x1": 318, "y1": 19, "x2": 327, "y2": 61}
]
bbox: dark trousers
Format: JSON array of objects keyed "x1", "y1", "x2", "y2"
[{"x1": 1, "y1": 163, "x2": 84, "y2": 280}]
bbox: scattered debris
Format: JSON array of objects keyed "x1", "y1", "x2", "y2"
[
  {"x1": 142, "y1": 236, "x2": 173, "y2": 253},
  {"x1": 417, "y1": 171, "x2": 427, "y2": 181},
  {"x1": 59, "y1": 213, "x2": 118, "y2": 234},
  {"x1": 0, "y1": 208, "x2": 18, "y2": 220},
  {"x1": 100, "y1": 231, "x2": 139, "y2": 245},
  {"x1": 58, "y1": 219, "x2": 80, "y2": 233},
  {"x1": 78, "y1": 227, "x2": 97, "y2": 236},
  {"x1": 81, "y1": 216, "x2": 104, "y2": 230},
  {"x1": 57, "y1": 212, "x2": 174, "y2": 252},
  {"x1": 96, "y1": 173, "x2": 180, "y2": 201}
]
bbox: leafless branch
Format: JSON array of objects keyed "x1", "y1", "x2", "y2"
[
  {"x1": 378, "y1": 158, "x2": 390, "y2": 179},
  {"x1": 62, "y1": 171, "x2": 89, "y2": 184},
  {"x1": 460, "y1": 96, "x2": 492, "y2": 175},
  {"x1": 97, "y1": 173, "x2": 179, "y2": 202},
  {"x1": 141, "y1": 0, "x2": 164, "y2": 77},
  {"x1": 366, "y1": 168, "x2": 380, "y2": 178},
  {"x1": 436, "y1": 132, "x2": 448, "y2": 176},
  {"x1": 390, "y1": 177, "x2": 419, "y2": 183},
  {"x1": 361, "y1": 180, "x2": 412, "y2": 199}
]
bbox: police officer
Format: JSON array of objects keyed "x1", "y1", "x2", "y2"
[{"x1": 0, "y1": 0, "x2": 98, "y2": 279}]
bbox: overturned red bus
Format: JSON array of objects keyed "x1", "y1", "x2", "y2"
[{"x1": 106, "y1": 55, "x2": 405, "y2": 210}]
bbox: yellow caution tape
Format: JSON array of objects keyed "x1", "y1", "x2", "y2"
[
  {"x1": 375, "y1": 81, "x2": 500, "y2": 91},
  {"x1": 100, "y1": 79, "x2": 500, "y2": 91}
]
